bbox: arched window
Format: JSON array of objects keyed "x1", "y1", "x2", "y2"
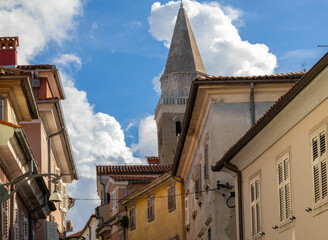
[{"x1": 176, "y1": 121, "x2": 181, "y2": 136}]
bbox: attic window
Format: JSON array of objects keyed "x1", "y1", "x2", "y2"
[{"x1": 176, "y1": 121, "x2": 181, "y2": 136}]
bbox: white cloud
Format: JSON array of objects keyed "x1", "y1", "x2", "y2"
[
  {"x1": 53, "y1": 54, "x2": 82, "y2": 71},
  {"x1": 149, "y1": 0, "x2": 277, "y2": 76},
  {"x1": 152, "y1": 70, "x2": 163, "y2": 95},
  {"x1": 0, "y1": 0, "x2": 82, "y2": 64},
  {"x1": 131, "y1": 115, "x2": 158, "y2": 159}
]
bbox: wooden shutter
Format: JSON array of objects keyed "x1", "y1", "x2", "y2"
[
  {"x1": 1, "y1": 201, "x2": 8, "y2": 240},
  {"x1": 14, "y1": 203, "x2": 19, "y2": 240},
  {"x1": 23, "y1": 215, "x2": 28, "y2": 240},
  {"x1": 194, "y1": 164, "x2": 202, "y2": 199},
  {"x1": 168, "y1": 184, "x2": 176, "y2": 212},
  {"x1": 277, "y1": 155, "x2": 292, "y2": 224},
  {"x1": 147, "y1": 195, "x2": 154, "y2": 221},
  {"x1": 204, "y1": 144, "x2": 209, "y2": 180},
  {"x1": 250, "y1": 176, "x2": 261, "y2": 237},
  {"x1": 185, "y1": 196, "x2": 189, "y2": 225},
  {"x1": 129, "y1": 206, "x2": 136, "y2": 230},
  {"x1": 311, "y1": 127, "x2": 328, "y2": 204}
]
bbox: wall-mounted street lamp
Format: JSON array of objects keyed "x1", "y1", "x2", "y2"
[{"x1": 0, "y1": 172, "x2": 62, "y2": 203}]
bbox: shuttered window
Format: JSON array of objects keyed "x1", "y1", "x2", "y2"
[
  {"x1": 147, "y1": 195, "x2": 155, "y2": 222},
  {"x1": 0, "y1": 201, "x2": 8, "y2": 240},
  {"x1": 168, "y1": 183, "x2": 176, "y2": 212},
  {"x1": 277, "y1": 154, "x2": 292, "y2": 224},
  {"x1": 250, "y1": 176, "x2": 261, "y2": 238},
  {"x1": 185, "y1": 196, "x2": 189, "y2": 225},
  {"x1": 14, "y1": 203, "x2": 19, "y2": 240},
  {"x1": 0, "y1": 97, "x2": 5, "y2": 121},
  {"x1": 129, "y1": 206, "x2": 136, "y2": 230},
  {"x1": 23, "y1": 215, "x2": 28, "y2": 240},
  {"x1": 204, "y1": 144, "x2": 209, "y2": 180},
  {"x1": 311, "y1": 126, "x2": 328, "y2": 205},
  {"x1": 194, "y1": 164, "x2": 202, "y2": 199}
]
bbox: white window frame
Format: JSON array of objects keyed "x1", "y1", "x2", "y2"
[
  {"x1": 193, "y1": 164, "x2": 202, "y2": 199},
  {"x1": 311, "y1": 125, "x2": 328, "y2": 207},
  {"x1": 250, "y1": 175, "x2": 262, "y2": 239},
  {"x1": 111, "y1": 191, "x2": 116, "y2": 209},
  {"x1": 129, "y1": 205, "x2": 136, "y2": 231},
  {"x1": 276, "y1": 153, "x2": 292, "y2": 225}
]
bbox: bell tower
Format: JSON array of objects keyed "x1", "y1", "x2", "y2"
[{"x1": 155, "y1": 4, "x2": 207, "y2": 165}]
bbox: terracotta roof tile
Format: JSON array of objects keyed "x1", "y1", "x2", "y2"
[
  {"x1": 198, "y1": 72, "x2": 306, "y2": 81},
  {"x1": 110, "y1": 175, "x2": 158, "y2": 182},
  {"x1": 17, "y1": 65, "x2": 56, "y2": 70},
  {"x1": 0, "y1": 67, "x2": 25, "y2": 76},
  {"x1": 96, "y1": 165, "x2": 172, "y2": 175},
  {"x1": 66, "y1": 230, "x2": 83, "y2": 238}
]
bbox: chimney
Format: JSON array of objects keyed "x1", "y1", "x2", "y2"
[
  {"x1": 0, "y1": 37, "x2": 19, "y2": 66},
  {"x1": 147, "y1": 157, "x2": 160, "y2": 166}
]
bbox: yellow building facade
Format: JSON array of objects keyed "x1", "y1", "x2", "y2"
[{"x1": 121, "y1": 173, "x2": 185, "y2": 240}]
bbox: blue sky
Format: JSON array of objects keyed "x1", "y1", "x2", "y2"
[{"x1": 1, "y1": 0, "x2": 327, "y2": 232}]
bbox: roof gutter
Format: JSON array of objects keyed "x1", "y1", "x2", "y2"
[{"x1": 212, "y1": 52, "x2": 328, "y2": 171}]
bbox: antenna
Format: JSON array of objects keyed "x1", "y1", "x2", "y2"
[
  {"x1": 318, "y1": 45, "x2": 328, "y2": 47},
  {"x1": 301, "y1": 62, "x2": 307, "y2": 72},
  {"x1": 180, "y1": 0, "x2": 183, "y2": 8}
]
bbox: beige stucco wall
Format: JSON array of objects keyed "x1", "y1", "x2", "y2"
[{"x1": 233, "y1": 65, "x2": 328, "y2": 240}]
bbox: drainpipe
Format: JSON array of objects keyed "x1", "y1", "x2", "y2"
[
  {"x1": 48, "y1": 129, "x2": 65, "y2": 195},
  {"x1": 48, "y1": 129, "x2": 65, "y2": 222},
  {"x1": 223, "y1": 162, "x2": 243, "y2": 240},
  {"x1": 250, "y1": 82, "x2": 255, "y2": 126},
  {"x1": 29, "y1": 194, "x2": 48, "y2": 239}
]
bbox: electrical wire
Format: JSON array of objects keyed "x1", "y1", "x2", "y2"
[{"x1": 65, "y1": 187, "x2": 227, "y2": 201}]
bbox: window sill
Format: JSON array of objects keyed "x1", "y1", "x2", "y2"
[
  {"x1": 278, "y1": 219, "x2": 295, "y2": 233},
  {"x1": 312, "y1": 199, "x2": 328, "y2": 216}
]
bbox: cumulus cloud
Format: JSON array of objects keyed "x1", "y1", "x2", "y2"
[
  {"x1": 131, "y1": 115, "x2": 158, "y2": 159},
  {"x1": 0, "y1": 0, "x2": 82, "y2": 64},
  {"x1": 149, "y1": 0, "x2": 277, "y2": 76},
  {"x1": 152, "y1": 70, "x2": 163, "y2": 95}
]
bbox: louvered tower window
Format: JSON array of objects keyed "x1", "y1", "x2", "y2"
[
  {"x1": 250, "y1": 176, "x2": 261, "y2": 238},
  {"x1": 277, "y1": 154, "x2": 292, "y2": 224},
  {"x1": 311, "y1": 126, "x2": 327, "y2": 205}
]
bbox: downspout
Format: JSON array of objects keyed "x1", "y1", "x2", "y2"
[
  {"x1": 250, "y1": 82, "x2": 255, "y2": 126},
  {"x1": 48, "y1": 129, "x2": 65, "y2": 195},
  {"x1": 223, "y1": 162, "x2": 243, "y2": 240},
  {"x1": 29, "y1": 194, "x2": 48, "y2": 240},
  {"x1": 48, "y1": 129, "x2": 65, "y2": 222}
]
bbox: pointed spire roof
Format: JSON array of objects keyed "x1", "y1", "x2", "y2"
[{"x1": 163, "y1": 5, "x2": 206, "y2": 75}]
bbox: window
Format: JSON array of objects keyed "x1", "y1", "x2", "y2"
[
  {"x1": 111, "y1": 191, "x2": 116, "y2": 209},
  {"x1": 176, "y1": 121, "x2": 181, "y2": 136},
  {"x1": 204, "y1": 144, "x2": 209, "y2": 180},
  {"x1": 185, "y1": 196, "x2": 189, "y2": 226},
  {"x1": 1, "y1": 201, "x2": 8, "y2": 240},
  {"x1": 250, "y1": 176, "x2": 261, "y2": 238},
  {"x1": 14, "y1": 202, "x2": 19, "y2": 240},
  {"x1": 277, "y1": 154, "x2": 292, "y2": 224},
  {"x1": 0, "y1": 97, "x2": 5, "y2": 121},
  {"x1": 168, "y1": 183, "x2": 176, "y2": 212},
  {"x1": 311, "y1": 126, "x2": 327, "y2": 205},
  {"x1": 129, "y1": 206, "x2": 136, "y2": 230},
  {"x1": 208, "y1": 227, "x2": 212, "y2": 240},
  {"x1": 147, "y1": 195, "x2": 155, "y2": 222},
  {"x1": 193, "y1": 164, "x2": 202, "y2": 199},
  {"x1": 23, "y1": 215, "x2": 28, "y2": 240}
]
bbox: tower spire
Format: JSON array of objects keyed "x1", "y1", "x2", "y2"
[{"x1": 163, "y1": 4, "x2": 206, "y2": 75}]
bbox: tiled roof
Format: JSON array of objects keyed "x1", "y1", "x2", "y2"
[
  {"x1": 0, "y1": 67, "x2": 25, "y2": 76},
  {"x1": 198, "y1": 72, "x2": 306, "y2": 81},
  {"x1": 110, "y1": 175, "x2": 158, "y2": 182},
  {"x1": 66, "y1": 230, "x2": 83, "y2": 238},
  {"x1": 96, "y1": 165, "x2": 172, "y2": 175},
  {"x1": 17, "y1": 65, "x2": 56, "y2": 70}
]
